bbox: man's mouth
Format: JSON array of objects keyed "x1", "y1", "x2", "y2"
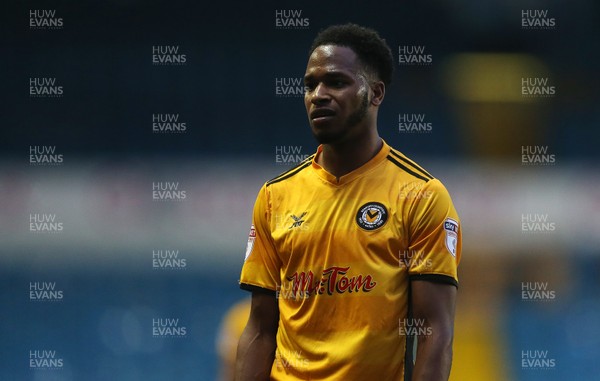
[{"x1": 310, "y1": 108, "x2": 336, "y2": 122}]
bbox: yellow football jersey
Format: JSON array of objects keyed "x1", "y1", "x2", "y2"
[{"x1": 240, "y1": 140, "x2": 461, "y2": 380}]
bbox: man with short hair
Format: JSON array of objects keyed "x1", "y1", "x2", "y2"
[{"x1": 235, "y1": 24, "x2": 461, "y2": 381}]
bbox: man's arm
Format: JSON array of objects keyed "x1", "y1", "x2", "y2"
[
  {"x1": 410, "y1": 280, "x2": 457, "y2": 381},
  {"x1": 234, "y1": 290, "x2": 279, "y2": 381}
]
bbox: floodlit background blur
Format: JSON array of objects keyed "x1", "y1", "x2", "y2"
[{"x1": 2, "y1": 0, "x2": 600, "y2": 380}]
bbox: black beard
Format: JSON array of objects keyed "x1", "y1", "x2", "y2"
[
  {"x1": 346, "y1": 91, "x2": 369, "y2": 128},
  {"x1": 312, "y1": 92, "x2": 369, "y2": 145}
]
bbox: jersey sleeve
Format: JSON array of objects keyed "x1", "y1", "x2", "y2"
[
  {"x1": 239, "y1": 184, "x2": 281, "y2": 294},
  {"x1": 404, "y1": 178, "x2": 461, "y2": 287}
]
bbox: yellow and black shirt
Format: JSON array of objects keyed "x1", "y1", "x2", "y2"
[{"x1": 240, "y1": 140, "x2": 461, "y2": 380}]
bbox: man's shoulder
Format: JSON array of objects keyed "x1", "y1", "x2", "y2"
[
  {"x1": 384, "y1": 145, "x2": 435, "y2": 183},
  {"x1": 384, "y1": 146, "x2": 455, "y2": 202},
  {"x1": 265, "y1": 154, "x2": 315, "y2": 187}
]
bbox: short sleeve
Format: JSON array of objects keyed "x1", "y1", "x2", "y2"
[
  {"x1": 239, "y1": 184, "x2": 281, "y2": 294},
  {"x1": 404, "y1": 179, "x2": 461, "y2": 287}
]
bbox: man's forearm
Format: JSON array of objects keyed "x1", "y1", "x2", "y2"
[
  {"x1": 411, "y1": 331, "x2": 453, "y2": 381},
  {"x1": 234, "y1": 327, "x2": 276, "y2": 381}
]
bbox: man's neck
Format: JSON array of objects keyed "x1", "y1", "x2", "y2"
[{"x1": 317, "y1": 132, "x2": 382, "y2": 180}]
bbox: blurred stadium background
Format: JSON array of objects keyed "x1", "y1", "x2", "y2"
[{"x1": 2, "y1": 0, "x2": 600, "y2": 380}]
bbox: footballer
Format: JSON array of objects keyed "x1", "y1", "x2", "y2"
[{"x1": 235, "y1": 24, "x2": 461, "y2": 381}]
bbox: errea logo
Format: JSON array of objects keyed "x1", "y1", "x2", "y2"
[{"x1": 288, "y1": 212, "x2": 307, "y2": 229}]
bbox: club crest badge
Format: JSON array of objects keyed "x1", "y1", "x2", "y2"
[
  {"x1": 356, "y1": 202, "x2": 388, "y2": 231},
  {"x1": 443, "y1": 218, "x2": 459, "y2": 257}
]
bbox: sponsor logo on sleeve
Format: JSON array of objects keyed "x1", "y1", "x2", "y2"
[
  {"x1": 443, "y1": 218, "x2": 459, "y2": 257},
  {"x1": 244, "y1": 225, "x2": 256, "y2": 261}
]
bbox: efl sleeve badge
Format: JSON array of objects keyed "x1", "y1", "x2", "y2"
[
  {"x1": 443, "y1": 218, "x2": 459, "y2": 257},
  {"x1": 244, "y1": 224, "x2": 256, "y2": 261}
]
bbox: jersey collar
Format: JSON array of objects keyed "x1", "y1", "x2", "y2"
[{"x1": 311, "y1": 140, "x2": 391, "y2": 185}]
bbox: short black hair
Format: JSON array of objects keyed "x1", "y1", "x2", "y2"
[{"x1": 309, "y1": 23, "x2": 394, "y2": 86}]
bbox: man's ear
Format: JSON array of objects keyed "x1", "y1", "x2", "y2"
[{"x1": 371, "y1": 81, "x2": 385, "y2": 106}]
